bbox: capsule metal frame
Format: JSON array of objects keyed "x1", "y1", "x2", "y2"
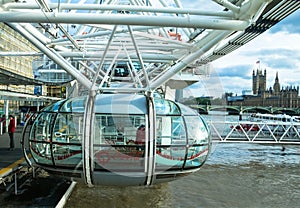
[{"x1": 22, "y1": 93, "x2": 211, "y2": 186}]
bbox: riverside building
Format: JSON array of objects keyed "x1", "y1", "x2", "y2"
[{"x1": 227, "y1": 69, "x2": 299, "y2": 108}]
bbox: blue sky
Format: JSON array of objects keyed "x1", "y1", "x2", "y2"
[{"x1": 183, "y1": 2, "x2": 300, "y2": 98}]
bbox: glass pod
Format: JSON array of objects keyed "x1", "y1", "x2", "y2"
[{"x1": 23, "y1": 93, "x2": 211, "y2": 186}]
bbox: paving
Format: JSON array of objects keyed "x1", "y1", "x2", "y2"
[
  {"x1": 0, "y1": 126, "x2": 72, "y2": 207},
  {"x1": 0, "y1": 127, "x2": 26, "y2": 178}
]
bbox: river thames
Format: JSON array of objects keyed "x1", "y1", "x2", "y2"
[{"x1": 65, "y1": 114, "x2": 300, "y2": 208}]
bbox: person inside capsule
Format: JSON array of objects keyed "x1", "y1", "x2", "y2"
[{"x1": 135, "y1": 124, "x2": 145, "y2": 152}]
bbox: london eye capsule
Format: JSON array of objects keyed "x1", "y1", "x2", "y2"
[{"x1": 22, "y1": 93, "x2": 211, "y2": 186}]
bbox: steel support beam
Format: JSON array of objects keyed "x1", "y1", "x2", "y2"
[{"x1": 0, "y1": 12, "x2": 249, "y2": 31}]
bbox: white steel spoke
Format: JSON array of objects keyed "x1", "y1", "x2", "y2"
[{"x1": 0, "y1": 0, "x2": 298, "y2": 95}]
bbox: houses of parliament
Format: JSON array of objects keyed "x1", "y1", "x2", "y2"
[{"x1": 227, "y1": 68, "x2": 300, "y2": 108}]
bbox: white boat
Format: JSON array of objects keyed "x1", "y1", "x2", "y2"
[
  {"x1": 249, "y1": 113, "x2": 300, "y2": 123},
  {"x1": 231, "y1": 113, "x2": 300, "y2": 133},
  {"x1": 247, "y1": 113, "x2": 300, "y2": 134}
]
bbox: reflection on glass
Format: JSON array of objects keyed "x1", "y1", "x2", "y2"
[
  {"x1": 156, "y1": 115, "x2": 186, "y2": 170},
  {"x1": 52, "y1": 113, "x2": 83, "y2": 167},
  {"x1": 94, "y1": 114, "x2": 146, "y2": 171},
  {"x1": 185, "y1": 116, "x2": 210, "y2": 168},
  {"x1": 154, "y1": 98, "x2": 181, "y2": 115},
  {"x1": 60, "y1": 96, "x2": 86, "y2": 112},
  {"x1": 42, "y1": 100, "x2": 66, "y2": 112},
  {"x1": 156, "y1": 114, "x2": 210, "y2": 170},
  {"x1": 29, "y1": 112, "x2": 55, "y2": 164},
  {"x1": 29, "y1": 111, "x2": 83, "y2": 167}
]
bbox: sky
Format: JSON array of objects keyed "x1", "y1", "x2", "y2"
[{"x1": 182, "y1": 1, "x2": 300, "y2": 98}]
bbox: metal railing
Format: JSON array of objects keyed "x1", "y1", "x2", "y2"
[
  {"x1": 209, "y1": 120, "x2": 300, "y2": 144},
  {"x1": 0, "y1": 120, "x2": 5, "y2": 135}
]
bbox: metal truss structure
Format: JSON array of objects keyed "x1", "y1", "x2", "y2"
[
  {"x1": 210, "y1": 120, "x2": 300, "y2": 144},
  {"x1": 0, "y1": 0, "x2": 299, "y2": 95},
  {"x1": 1, "y1": 0, "x2": 299, "y2": 187}
]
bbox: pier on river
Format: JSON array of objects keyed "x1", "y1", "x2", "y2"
[
  {"x1": 193, "y1": 105, "x2": 300, "y2": 116},
  {"x1": 203, "y1": 113, "x2": 300, "y2": 144}
]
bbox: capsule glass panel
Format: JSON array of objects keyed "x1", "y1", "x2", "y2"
[
  {"x1": 42, "y1": 99, "x2": 66, "y2": 112},
  {"x1": 52, "y1": 113, "x2": 83, "y2": 167},
  {"x1": 60, "y1": 96, "x2": 86, "y2": 113},
  {"x1": 154, "y1": 97, "x2": 181, "y2": 115},
  {"x1": 93, "y1": 114, "x2": 146, "y2": 172},
  {"x1": 155, "y1": 115, "x2": 187, "y2": 170},
  {"x1": 154, "y1": 98, "x2": 210, "y2": 171},
  {"x1": 184, "y1": 115, "x2": 210, "y2": 168},
  {"x1": 29, "y1": 112, "x2": 56, "y2": 164}
]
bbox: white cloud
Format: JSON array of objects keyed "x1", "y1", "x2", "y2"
[
  {"x1": 184, "y1": 67, "x2": 225, "y2": 98},
  {"x1": 178, "y1": 2, "x2": 300, "y2": 97},
  {"x1": 182, "y1": 0, "x2": 222, "y2": 10},
  {"x1": 210, "y1": 15, "x2": 300, "y2": 96},
  {"x1": 214, "y1": 30, "x2": 300, "y2": 67}
]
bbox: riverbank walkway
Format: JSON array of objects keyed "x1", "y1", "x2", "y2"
[
  {"x1": 0, "y1": 126, "x2": 25, "y2": 180},
  {"x1": 0, "y1": 126, "x2": 73, "y2": 207}
]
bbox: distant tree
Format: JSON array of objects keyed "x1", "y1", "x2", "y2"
[
  {"x1": 196, "y1": 97, "x2": 211, "y2": 105},
  {"x1": 181, "y1": 96, "x2": 226, "y2": 106},
  {"x1": 211, "y1": 97, "x2": 225, "y2": 105}
]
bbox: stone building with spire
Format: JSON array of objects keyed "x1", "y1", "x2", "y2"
[
  {"x1": 227, "y1": 69, "x2": 300, "y2": 108},
  {"x1": 252, "y1": 69, "x2": 267, "y2": 95}
]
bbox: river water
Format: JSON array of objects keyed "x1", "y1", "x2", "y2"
[{"x1": 66, "y1": 115, "x2": 300, "y2": 208}]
